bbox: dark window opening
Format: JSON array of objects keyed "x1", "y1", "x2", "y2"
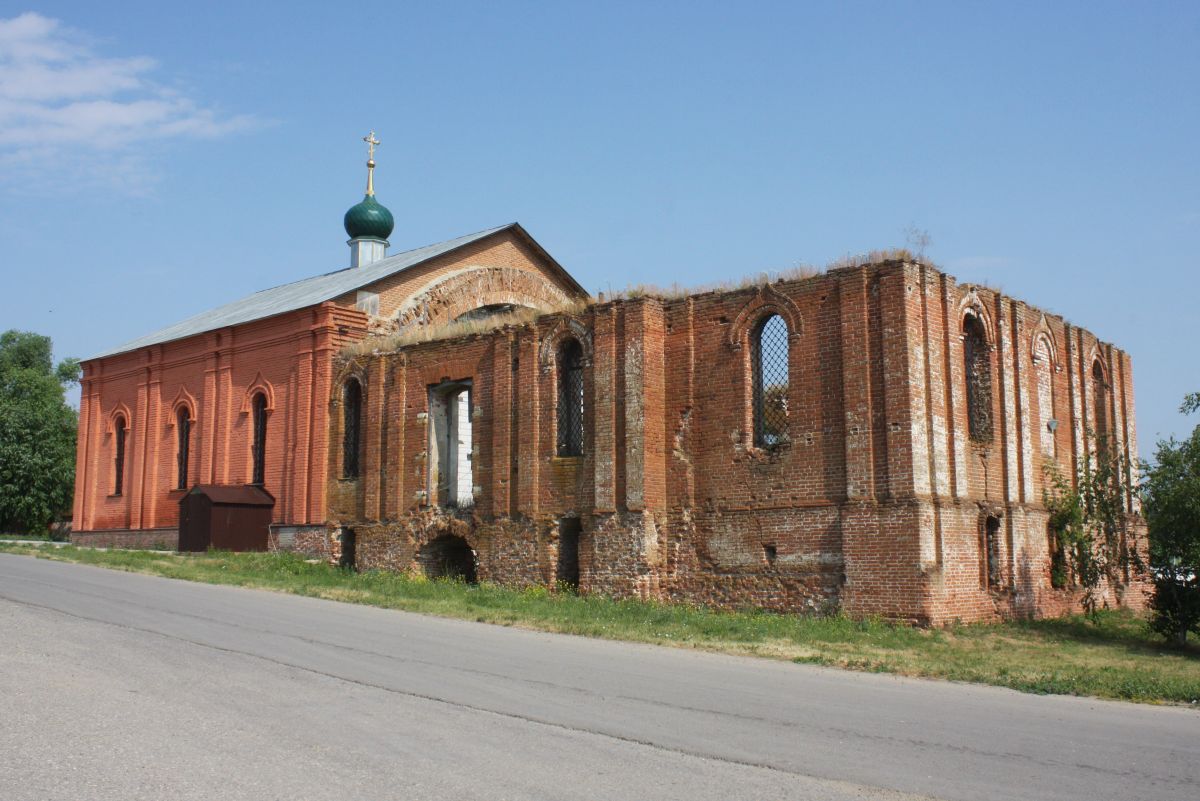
[
  {"x1": 557, "y1": 518, "x2": 581, "y2": 589},
  {"x1": 419, "y1": 534, "x2": 477, "y2": 583},
  {"x1": 251, "y1": 393, "x2": 267, "y2": 486},
  {"x1": 176, "y1": 409, "x2": 191, "y2": 490},
  {"x1": 342, "y1": 378, "x2": 362, "y2": 478},
  {"x1": 964, "y1": 315, "x2": 993, "y2": 442},
  {"x1": 984, "y1": 515, "x2": 1002, "y2": 588},
  {"x1": 1091, "y1": 360, "x2": 1109, "y2": 442},
  {"x1": 1048, "y1": 525, "x2": 1068, "y2": 589},
  {"x1": 763, "y1": 544, "x2": 778, "y2": 565},
  {"x1": 452, "y1": 303, "x2": 532, "y2": 324},
  {"x1": 339, "y1": 527, "x2": 357, "y2": 570},
  {"x1": 113, "y1": 415, "x2": 127, "y2": 496},
  {"x1": 557, "y1": 339, "x2": 585, "y2": 457},
  {"x1": 752, "y1": 314, "x2": 789, "y2": 447}
]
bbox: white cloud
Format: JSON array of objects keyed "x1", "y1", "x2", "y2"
[{"x1": 0, "y1": 12, "x2": 256, "y2": 192}]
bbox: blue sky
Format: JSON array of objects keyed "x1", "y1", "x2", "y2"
[{"x1": 1, "y1": 1, "x2": 1196, "y2": 457}]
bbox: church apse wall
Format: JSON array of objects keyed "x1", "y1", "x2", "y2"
[{"x1": 326, "y1": 258, "x2": 1145, "y2": 624}]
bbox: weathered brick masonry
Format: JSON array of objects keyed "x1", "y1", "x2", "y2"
[{"x1": 328, "y1": 259, "x2": 1145, "y2": 624}]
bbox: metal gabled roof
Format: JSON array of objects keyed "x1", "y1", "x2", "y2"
[
  {"x1": 186, "y1": 484, "x2": 274, "y2": 506},
  {"x1": 90, "y1": 224, "x2": 524, "y2": 360}
]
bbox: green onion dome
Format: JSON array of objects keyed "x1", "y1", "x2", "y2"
[{"x1": 343, "y1": 194, "x2": 394, "y2": 241}]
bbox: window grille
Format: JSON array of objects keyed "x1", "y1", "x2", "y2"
[
  {"x1": 557, "y1": 339, "x2": 585, "y2": 456},
  {"x1": 252, "y1": 394, "x2": 267, "y2": 485},
  {"x1": 752, "y1": 315, "x2": 789, "y2": 447},
  {"x1": 1091, "y1": 361, "x2": 1109, "y2": 439},
  {"x1": 963, "y1": 315, "x2": 993, "y2": 442},
  {"x1": 343, "y1": 379, "x2": 362, "y2": 478},
  {"x1": 114, "y1": 416, "x2": 126, "y2": 496},
  {"x1": 176, "y1": 410, "x2": 190, "y2": 490}
]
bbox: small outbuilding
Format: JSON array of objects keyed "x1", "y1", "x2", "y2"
[{"x1": 178, "y1": 485, "x2": 275, "y2": 552}]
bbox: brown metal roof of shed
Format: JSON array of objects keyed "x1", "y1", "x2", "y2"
[{"x1": 187, "y1": 485, "x2": 275, "y2": 506}]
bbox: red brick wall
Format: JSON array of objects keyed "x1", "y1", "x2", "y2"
[
  {"x1": 327, "y1": 260, "x2": 1144, "y2": 623},
  {"x1": 73, "y1": 302, "x2": 366, "y2": 536}
]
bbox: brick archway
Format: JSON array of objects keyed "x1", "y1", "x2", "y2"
[
  {"x1": 418, "y1": 533, "x2": 478, "y2": 583},
  {"x1": 393, "y1": 266, "x2": 577, "y2": 333}
]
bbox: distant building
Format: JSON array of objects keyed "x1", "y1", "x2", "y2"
[{"x1": 73, "y1": 138, "x2": 1145, "y2": 623}]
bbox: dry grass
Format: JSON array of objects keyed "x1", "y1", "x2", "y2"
[
  {"x1": 604, "y1": 248, "x2": 920, "y2": 302},
  {"x1": 824, "y1": 247, "x2": 917, "y2": 271},
  {"x1": 340, "y1": 299, "x2": 591, "y2": 358}
]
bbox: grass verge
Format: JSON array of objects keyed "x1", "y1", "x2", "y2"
[{"x1": 2, "y1": 543, "x2": 1197, "y2": 706}]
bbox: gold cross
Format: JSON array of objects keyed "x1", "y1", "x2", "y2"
[{"x1": 363, "y1": 131, "x2": 380, "y2": 163}]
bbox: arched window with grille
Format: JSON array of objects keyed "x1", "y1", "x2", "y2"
[
  {"x1": 113, "y1": 415, "x2": 127, "y2": 496},
  {"x1": 557, "y1": 338, "x2": 585, "y2": 457},
  {"x1": 1091, "y1": 359, "x2": 1109, "y2": 438},
  {"x1": 342, "y1": 378, "x2": 363, "y2": 478},
  {"x1": 963, "y1": 314, "x2": 993, "y2": 442},
  {"x1": 176, "y1": 407, "x2": 191, "y2": 490},
  {"x1": 251, "y1": 393, "x2": 267, "y2": 486},
  {"x1": 752, "y1": 314, "x2": 789, "y2": 447}
]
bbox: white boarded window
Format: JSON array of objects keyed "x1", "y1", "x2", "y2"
[{"x1": 356, "y1": 291, "x2": 379, "y2": 316}]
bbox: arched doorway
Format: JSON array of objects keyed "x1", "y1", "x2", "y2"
[{"x1": 419, "y1": 534, "x2": 477, "y2": 583}]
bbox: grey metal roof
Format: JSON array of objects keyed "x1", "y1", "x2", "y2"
[{"x1": 90, "y1": 224, "x2": 515, "y2": 360}]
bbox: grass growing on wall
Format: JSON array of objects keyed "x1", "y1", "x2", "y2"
[{"x1": 2, "y1": 542, "x2": 1196, "y2": 705}]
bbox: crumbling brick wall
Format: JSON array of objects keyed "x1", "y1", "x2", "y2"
[{"x1": 327, "y1": 260, "x2": 1145, "y2": 623}]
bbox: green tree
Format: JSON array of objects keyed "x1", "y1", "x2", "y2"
[
  {"x1": 1141, "y1": 394, "x2": 1200, "y2": 646},
  {"x1": 1043, "y1": 436, "x2": 1144, "y2": 617},
  {"x1": 0, "y1": 331, "x2": 80, "y2": 535}
]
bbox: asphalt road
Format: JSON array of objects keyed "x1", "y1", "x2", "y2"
[{"x1": 1, "y1": 555, "x2": 1196, "y2": 801}]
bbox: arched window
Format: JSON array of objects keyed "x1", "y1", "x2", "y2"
[
  {"x1": 176, "y1": 407, "x2": 191, "y2": 490},
  {"x1": 1032, "y1": 336, "x2": 1056, "y2": 457},
  {"x1": 1091, "y1": 359, "x2": 1109, "y2": 440},
  {"x1": 963, "y1": 314, "x2": 993, "y2": 442},
  {"x1": 113, "y1": 415, "x2": 127, "y2": 496},
  {"x1": 752, "y1": 314, "x2": 789, "y2": 447},
  {"x1": 251, "y1": 393, "x2": 267, "y2": 486},
  {"x1": 342, "y1": 378, "x2": 363, "y2": 478},
  {"x1": 557, "y1": 339, "x2": 585, "y2": 457}
]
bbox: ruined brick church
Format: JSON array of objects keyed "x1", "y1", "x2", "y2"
[{"x1": 72, "y1": 141, "x2": 1142, "y2": 624}]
